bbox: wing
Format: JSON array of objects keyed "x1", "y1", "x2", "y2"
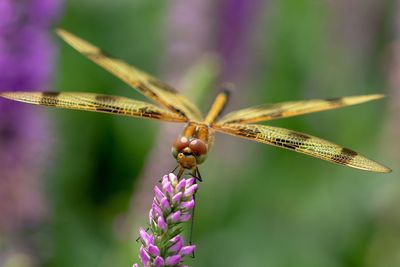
[
  {"x1": 56, "y1": 29, "x2": 202, "y2": 121},
  {"x1": 217, "y1": 94, "x2": 384, "y2": 124},
  {"x1": 212, "y1": 123, "x2": 391, "y2": 173},
  {"x1": 0, "y1": 92, "x2": 187, "y2": 122}
]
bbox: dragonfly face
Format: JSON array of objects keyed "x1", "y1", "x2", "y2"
[
  {"x1": 172, "y1": 123, "x2": 211, "y2": 171},
  {"x1": 0, "y1": 29, "x2": 392, "y2": 176}
]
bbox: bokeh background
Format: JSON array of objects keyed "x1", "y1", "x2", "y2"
[{"x1": 0, "y1": 0, "x2": 399, "y2": 266}]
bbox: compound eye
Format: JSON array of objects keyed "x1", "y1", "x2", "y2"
[
  {"x1": 173, "y1": 136, "x2": 190, "y2": 151},
  {"x1": 189, "y1": 139, "x2": 207, "y2": 156}
]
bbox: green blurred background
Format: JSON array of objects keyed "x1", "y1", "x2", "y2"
[{"x1": 2, "y1": 0, "x2": 400, "y2": 266}]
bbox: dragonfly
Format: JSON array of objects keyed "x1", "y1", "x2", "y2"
[{"x1": 0, "y1": 29, "x2": 392, "y2": 179}]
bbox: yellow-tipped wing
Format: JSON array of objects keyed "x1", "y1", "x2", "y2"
[
  {"x1": 217, "y1": 94, "x2": 384, "y2": 124},
  {"x1": 0, "y1": 92, "x2": 187, "y2": 122},
  {"x1": 56, "y1": 29, "x2": 202, "y2": 121},
  {"x1": 213, "y1": 123, "x2": 391, "y2": 173}
]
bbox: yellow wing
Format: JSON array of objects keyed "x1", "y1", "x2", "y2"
[
  {"x1": 0, "y1": 92, "x2": 187, "y2": 122},
  {"x1": 217, "y1": 94, "x2": 384, "y2": 124},
  {"x1": 212, "y1": 123, "x2": 391, "y2": 173},
  {"x1": 56, "y1": 29, "x2": 202, "y2": 121}
]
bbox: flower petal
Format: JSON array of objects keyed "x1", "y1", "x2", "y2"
[
  {"x1": 169, "y1": 173, "x2": 178, "y2": 185},
  {"x1": 185, "y1": 178, "x2": 195, "y2": 187},
  {"x1": 157, "y1": 216, "x2": 167, "y2": 231},
  {"x1": 152, "y1": 203, "x2": 162, "y2": 216},
  {"x1": 163, "y1": 181, "x2": 173, "y2": 196},
  {"x1": 180, "y1": 245, "x2": 196, "y2": 256},
  {"x1": 184, "y1": 184, "x2": 198, "y2": 197},
  {"x1": 154, "y1": 186, "x2": 165, "y2": 202},
  {"x1": 139, "y1": 228, "x2": 153, "y2": 246},
  {"x1": 169, "y1": 235, "x2": 183, "y2": 244},
  {"x1": 169, "y1": 235, "x2": 183, "y2": 253},
  {"x1": 168, "y1": 210, "x2": 181, "y2": 223},
  {"x1": 166, "y1": 254, "x2": 181, "y2": 265},
  {"x1": 148, "y1": 244, "x2": 160, "y2": 257},
  {"x1": 149, "y1": 208, "x2": 154, "y2": 224},
  {"x1": 161, "y1": 175, "x2": 169, "y2": 184},
  {"x1": 153, "y1": 256, "x2": 165, "y2": 267},
  {"x1": 180, "y1": 200, "x2": 195, "y2": 211},
  {"x1": 176, "y1": 179, "x2": 186, "y2": 192},
  {"x1": 139, "y1": 245, "x2": 150, "y2": 266},
  {"x1": 172, "y1": 192, "x2": 183, "y2": 204},
  {"x1": 160, "y1": 197, "x2": 171, "y2": 211}
]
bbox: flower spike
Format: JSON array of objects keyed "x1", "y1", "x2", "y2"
[{"x1": 133, "y1": 173, "x2": 198, "y2": 267}]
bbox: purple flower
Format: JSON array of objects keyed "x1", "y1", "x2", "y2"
[
  {"x1": 166, "y1": 255, "x2": 181, "y2": 266},
  {"x1": 172, "y1": 192, "x2": 183, "y2": 204},
  {"x1": 0, "y1": 0, "x2": 60, "y2": 244},
  {"x1": 217, "y1": 0, "x2": 261, "y2": 81},
  {"x1": 168, "y1": 211, "x2": 181, "y2": 223},
  {"x1": 153, "y1": 256, "x2": 164, "y2": 267},
  {"x1": 179, "y1": 246, "x2": 196, "y2": 256},
  {"x1": 139, "y1": 246, "x2": 150, "y2": 266},
  {"x1": 133, "y1": 173, "x2": 198, "y2": 267},
  {"x1": 148, "y1": 245, "x2": 160, "y2": 257},
  {"x1": 168, "y1": 236, "x2": 183, "y2": 254},
  {"x1": 157, "y1": 216, "x2": 167, "y2": 231}
]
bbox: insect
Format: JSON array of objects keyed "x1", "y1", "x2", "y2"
[{"x1": 0, "y1": 29, "x2": 392, "y2": 178}]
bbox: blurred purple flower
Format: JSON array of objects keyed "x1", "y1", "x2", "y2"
[
  {"x1": 218, "y1": 0, "x2": 259, "y2": 81},
  {"x1": 133, "y1": 173, "x2": 197, "y2": 267},
  {"x1": 0, "y1": 0, "x2": 61, "y2": 259}
]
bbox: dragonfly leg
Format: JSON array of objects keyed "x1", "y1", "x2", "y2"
[
  {"x1": 177, "y1": 167, "x2": 185, "y2": 179},
  {"x1": 195, "y1": 167, "x2": 203, "y2": 182},
  {"x1": 171, "y1": 164, "x2": 179, "y2": 174}
]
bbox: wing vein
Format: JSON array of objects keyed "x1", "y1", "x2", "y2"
[{"x1": 213, "y1": 122, "x2": 391, "y2": 173}]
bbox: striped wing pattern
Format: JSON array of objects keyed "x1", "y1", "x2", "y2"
[
  {"x1": 218, "y1": 94, "x2": 384, "y2": 124},
  {"x1": 0, "y1": 92, "x2": 187, "y2": 122},
  {"x1": 56, "y1": 29, "x2": 202, "y2": 122},
  {"x1": 0, "y1": 28, "x2": 390, "y2": 174},
  {"x1": 213, "y1": 123, "x2": 391, "y2": 173}
]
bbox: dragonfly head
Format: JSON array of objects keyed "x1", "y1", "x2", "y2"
[{"x1": 172, "y1": 136, "x2": 208, "y2": 169}]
